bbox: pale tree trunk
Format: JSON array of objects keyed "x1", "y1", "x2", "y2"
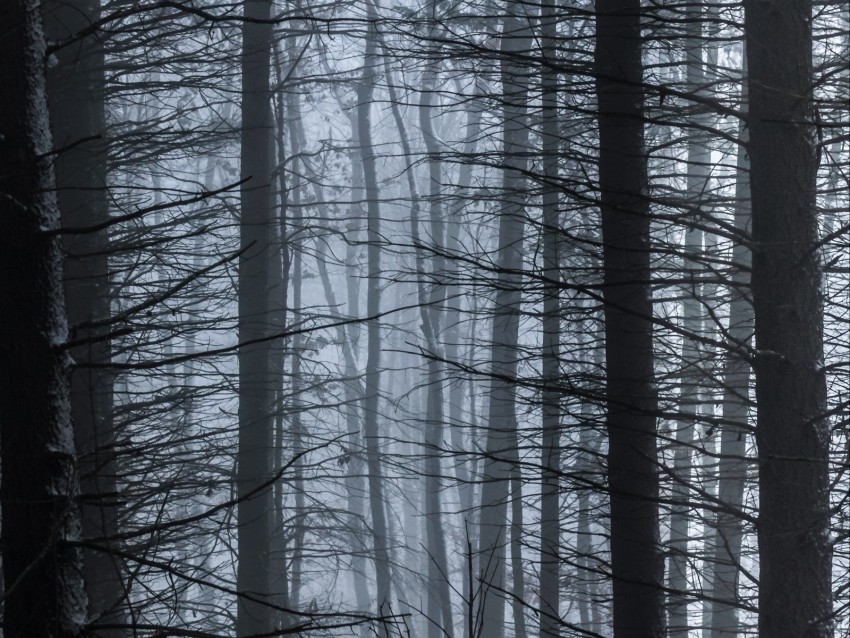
[
  {"x1": 270, "y1": 40, "x2": 291, "y2": 628},
  {"x1": 538, "y1": 2, "x2": 561, "y2": 635},
  {"x1": 509, "y1": 466, "x2": 528, "y2": 638},
  {"x1": 380, "y1": 31, "x2": 453, "y2": 633},
  {"x1": 667, "y1": 5, "x2": 710, "y2": 634},
  {"x1": 746, "y1": 0, "x2": 832, "y2": 635},
  {"x1": 707, "y1": 56, "x2": 751, "y2": 638},
  {"x1": 43, "y1": 0, "x2": 127, "y2": 632},
  {"x1": 237, "y1": 0, "x2": 275, "y2": 634},
  {"x1": 0, "y1": 0, "x2": 88, "y2": 634},
  {"x1": 418, "y1": 36, "x2": 456, "y2": 638},
  {"x1": 343, "y1": 116, "x2": 373, "y2": 634},
  {"x1": 595, "y1": 0, "x2": 665, "y2": 636},
  {"x1": 358, "y1": 2, "x2": 393, "y2": 631},
  {"x1": 447, "y1": 77, "x2": 484, "y2": 635},
  {"x1": 284, "y1": 40, "x2": 307, "y2": 611},
  {"x1": 575, "y1": 387, "x2": 603, "y2": 634},
  {"x1": 477, "y1": 6, "x2": 533, "y2": 637},
  {"x1": 335, "y1": 106, "x2": 373, "y2": 634}
]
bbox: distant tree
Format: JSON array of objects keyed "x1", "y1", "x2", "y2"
[
  {"x1": 358, "y1": 1, "x2": 394, "y2": 632},
  {"x1": 707, "y1": 53, "x2": 751, "y2": 638},
  {"x1": 477, "y1": 5, "x2": 533, "y2": 637},
  {"x1": 538, "y1": 1, "x2": 562, "y2": 636}
]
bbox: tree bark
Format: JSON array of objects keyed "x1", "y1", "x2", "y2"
[
  {"x1": 43, "y1": 0, "x2": 127, "y2": 632},
  {"x1": 745, "y1": 0, "x2": 832, "y2": 635},
  {"x1": 237, "y1": 0, "x2": 275, "y2": 634},
  {"x1": 0, "y1": 1, "x2": 88, "y2": 634},
  {"x1": 595, "y1": 0, "x2": 665, "y2": 636}
]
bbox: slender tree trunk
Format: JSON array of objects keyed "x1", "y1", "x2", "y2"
[
  {"x1": 538, "y1": 3, "x2": 561, "y2": 635},
  {"x1": 707, "y1": 60, "x2": 751, "y2": 638},
  {"x1": 0, "y1": 1, "x2": 88, "y2": 634},
  {"x1": 419, "y1": 45, "x2": 457, "y2": 638},
  {"x1": 269, "y1": 41, "x2": 291, "y2": 629},
  {"x1": 284, "y1": 43, "x2": 307, "y2": 612},
  {"x1": 43, "y1": 0, "x2": 127, "y2": 632},
  {"x1": 358, "y1": 3, "x2": 393, "y2": 631},
  {"x1": 447, "y1": 79, "x2": 484, "y2": 635},
  {"x1": 269, "y1": 41, "x2": 300, "y2": 627},
  {"x1": 595, "y1": 0, "x2": 664, "y2": 636},
  {"x1": 509, "y1": 465, "x2": 528, "y2": 638},
  {"x1": 477, "y1": 7, "x2": 532, "y2": 637},
  {"x1": 668, "y1": 6, "x2": 710, "y2": 634},
  {"x1": 745, "y1": 0, "x2": 832, "y2": 635},
  {"x1": 376, "y1": 30, "x2": 457, "y2": 635},
  {"x1": 344, "y1": 117, "x2": 373, "y2": 635},
  {"x1": 237, "y1": 0, "x2": 275, "y2": 633}
]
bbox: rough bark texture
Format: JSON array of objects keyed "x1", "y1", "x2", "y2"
[
  {"x1": 237, "y1": 0, "x2": 275, "y2": 634},
  {"x1": 745, "y1": 0, "x2": 832, "y2": 636},
  {"x1": 0, "y1": 1, "x2": 88, "y2": 635},
  {"x1": 595, "y1": 0, "x2": 665, "y2": 636},
  {"x1": 43, "y1": 0, "x2": 127, "y2": 632}
]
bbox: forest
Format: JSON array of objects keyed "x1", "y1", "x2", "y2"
[{"x1": 0, "y1": 0, "x2": 848, "y2": 636}]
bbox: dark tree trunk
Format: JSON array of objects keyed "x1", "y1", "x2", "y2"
[
  {"x1": 43, "y1": 0, "x2": 127, "y2": 632},
  {"x1": 237, "y1": 0, "x2": 275, "y2": 634},
  {"x1": 0, "y1": 1, "x2": 88, "y2": 635},
  {"x1": 594, "y1": 1, "x2": 664, "y2": 636},
  {"x1": 745, "y1": 0, "x2": 832, "y2": 635}
]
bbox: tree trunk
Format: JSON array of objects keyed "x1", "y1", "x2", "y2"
[
  {"x1": 43, "y1": 0, "x2": 127, "y2": 633},
  {"x1": 707, "y1": 57, "x2": 751, "y2": 638},
  {"x1": 284, "y1": 41, "x2": 307, "y2": 612},
  {"x1": 269, "y1": 40, "x2": 291, "y2": 629},
  {"x1": 595, "y1": 0, "x2": 665, "y2": 636},
  {"x1": 237, "y1": 0, "x2": 275, "y2": 633},
  {"x1": 418, "y1": 41, "x2": 456, "y2": 638},
  {"x1": 538, "y1": 2, "x2": 562, "y2": 635},
  {"x1": 0, "y1": 1, "x2": 88, "y2": 634},
  {"x1": 341, "y1": 111, "x2": 373, "y2": 635},
  {"x1": 745, "y1": 0, "x2": 832, "y2": 635},
  {"x1": 358, "y1": 3, "x2": 393, "y2": 632},
  {"x1": 667, "y1": 6, "x2": 709, "y2": 634},
  {"x1": 477, "y1": 7, "x2": 532, "y2": 637}
]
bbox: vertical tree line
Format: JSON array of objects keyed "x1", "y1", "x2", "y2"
[{"x1": 1, "y1": 0, "x2": 847, "y2": 637}]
